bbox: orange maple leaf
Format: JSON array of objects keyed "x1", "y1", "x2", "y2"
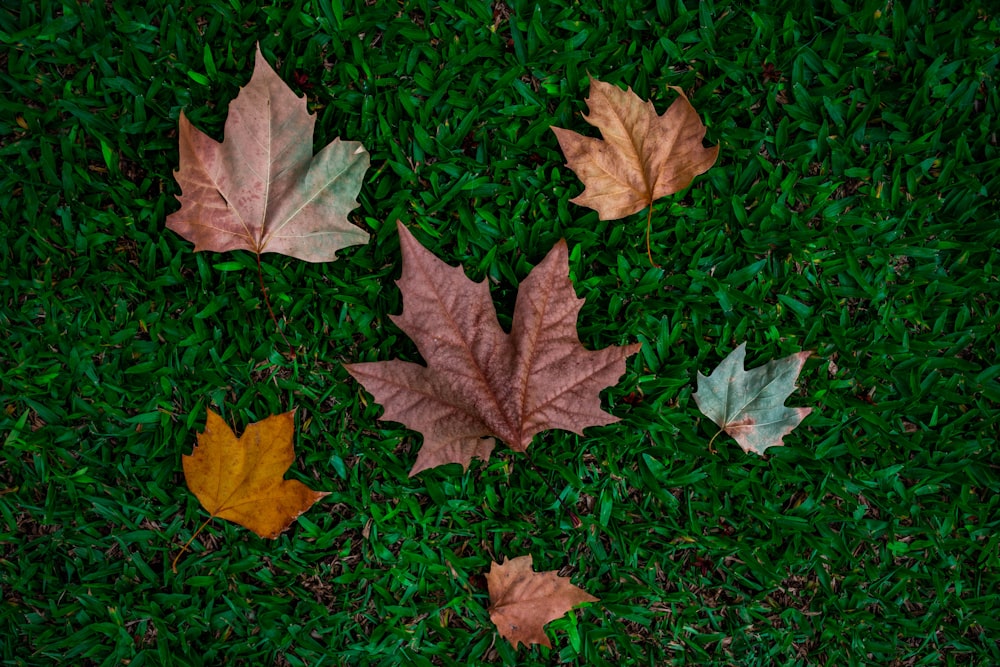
[
  {"x1": 182, "y1": 409, "x2": 328, "y2": 540},
  {"x1": 487, "y1": 555, "x2": 599, "y2": 649},
  {"x1": 552, "y1": 77, "x2": 718, "y2": 261}
]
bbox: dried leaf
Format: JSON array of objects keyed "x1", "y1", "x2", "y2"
[
  {"x1": 182, "y1": 409, "x2": 328, "y2": 538},
  {"x1": 693, "y1": 343, "x2": 812, "y2": 454},
  {"x1": 166, "y1": 44, "x2": 369, "y2": 262},
  {"x1": 486, "y1": 555, "x2": 598, "y2": 649},
  {"x1": 552, "y1": 76, "x2": 718, "y2": 220},
  {"x1": 344, "y1": 221, "x2": 640, "y2": 476}
]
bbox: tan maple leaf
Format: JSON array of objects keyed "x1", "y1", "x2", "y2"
[
  {"x1": 693, "y1": 343, "x2": 813, "y2": 454},
  {"x1": 166, "y1": 43, "x2": 369, "y2": 262},
  {"x1": 344, "y1": 221, "x2": 640, "y2": 476},
  {"x1": 182, "y1": 409, "x2": 328, "y2": 539},
  {"x1": 552, "y1": 77, "x2": 718, "y2": 260},
  {"x1": 486, "y1": 555, "x2": 599, "y2": 649}
]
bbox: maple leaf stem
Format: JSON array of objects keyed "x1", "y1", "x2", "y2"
[
  {"x1": 255, "y1": 253, "x2": 296, "y2": 360},
  {"x1": 707, "y1": 428, "x2": 723, "y2": 454},
  {"x1": 171, "y1": 515, "x2": 214, "y2": 573},
  {"x1": 645, "y1": 203, "x2": 659, "y2": 268}
]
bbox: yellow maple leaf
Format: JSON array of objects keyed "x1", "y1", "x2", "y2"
[{"x1": 174, "y1": 409, "x2": 328, "y2": 569}]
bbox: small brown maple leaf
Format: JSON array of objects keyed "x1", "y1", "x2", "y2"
[
  {"x1": 486, "y1": 555, "x2": 598, "y2": 649},
  {"x1": 344, "y1": 221, "x2": 640, "y2": 476},
  {"x1": 182, "y1": 409, "x2": 328, "y2": 539},
  {"x1": 552, "y1": 77, "x2": 718, "y2": 261},
  {"x1": 166, "y1": 44, "x2": 369, "y2": 262},
  {"x1": 692, "y1": 343, "x2": 813, "y2": 454}
]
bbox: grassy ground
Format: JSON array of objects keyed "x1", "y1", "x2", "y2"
[{"x1": 2, "y1": 0, "x2": 999, "y2": 665}]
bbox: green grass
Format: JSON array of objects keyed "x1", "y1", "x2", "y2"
[{"x1": 2, "y1": 0, "x2": 999, "y2": 664}]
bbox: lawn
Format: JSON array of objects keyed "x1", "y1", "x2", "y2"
[{"x1": 2, "y1": 0, "x2": 999, "y2": 665}]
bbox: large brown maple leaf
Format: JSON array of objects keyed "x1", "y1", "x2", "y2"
[
  {"x1": 166, "y1": 44, "x2": 369, "y2": 263},
  {"x1": 344, "y1": 222, "x2": 640, "y2": 476}
]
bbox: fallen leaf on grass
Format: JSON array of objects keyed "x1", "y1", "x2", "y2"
[
  {"x1": 166, "y1": 44, "x2": 369, "y2": 262},
  {"x1": 693, "y1": 343, "x2": 812, "y2": 454},
  {"x1": 552, "y1": 77, "x2": 718, "y2": 262},
  {"x1": 552, "y1": 77, "x2": 718, "y2": 220},
  {"x1": 487, "y1": 555, "x2": 598, "y2": 649},
  {"x1": 182, "y1": 409, "x2": 328, "y2": 538},
  {"x1": 344, "y1": 221, "x2": 640, "y2": 476}
]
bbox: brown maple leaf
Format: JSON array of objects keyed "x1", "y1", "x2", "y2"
[
  {"x1": 693, "y1": 343, "x2": 813, "y2": 454},
  {"x1": 552, "y1": 77, "x2": 718, "y2": 260},
  {"x1": 344, "y1": 221, "x2": 640, "y2": 476},
  {"x1": 166, "y1": 43, "x2": 369, "y2": 263},
  {"x1": 486, "y1": 555, "x2": 598, "y2": 649},
  {"x1": 182, "y1": 409, "x2": 328, "y2": 539}
]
